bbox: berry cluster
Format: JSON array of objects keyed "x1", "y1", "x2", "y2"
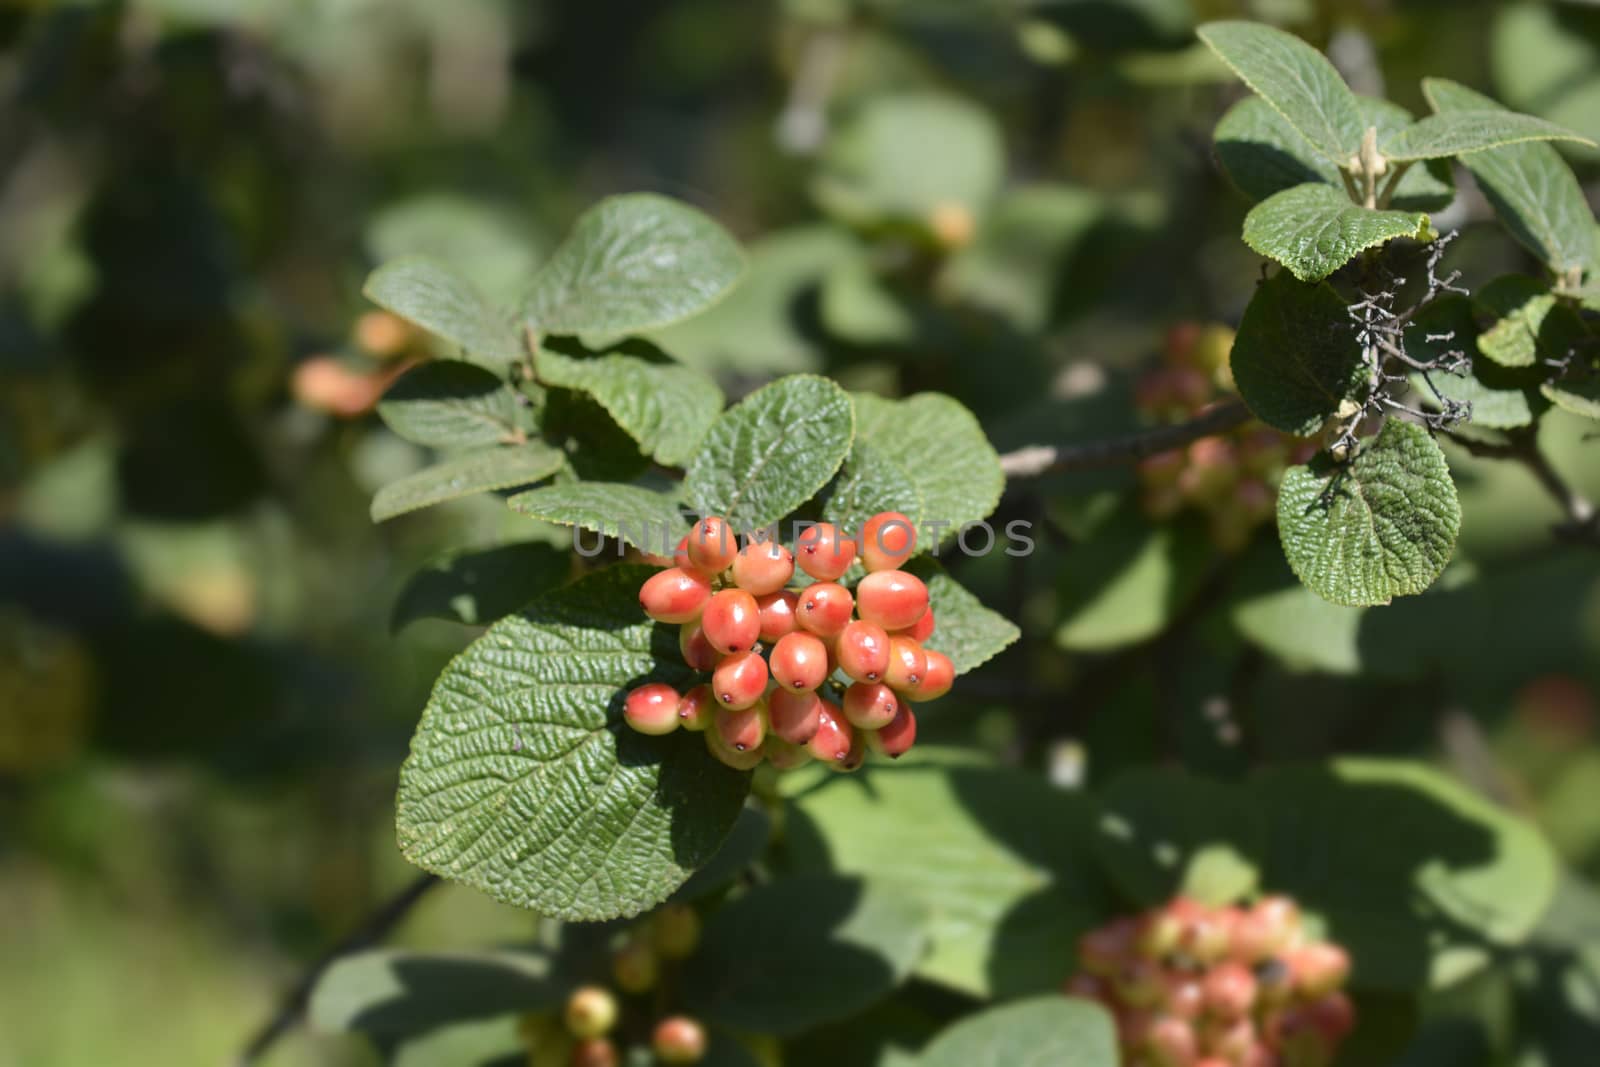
[
  {"x1": 1065, "y1": 895, "x2": 1355, "y2": 1067},
  {"x1": 520, "y1": 903, "x2": 709, "y2": 1066},
  {"x1": 631, "y1": 512, "x2": 952, "y2": 771},
  {"x1": 1135, "y1": 323, "x2": 1316, "y2": 553}
]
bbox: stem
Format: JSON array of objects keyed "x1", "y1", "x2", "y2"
[
  {"x1": 234, "y1": 873, "x2": 441, "y2": 1067},
  {"x1": 1374, "y1": 161, "x2": 1412, "y2": 210},
  {"x1": 1339, "y1": 167, "x2": 1363, "y2": 206},
  {"x1": 997, "y1": 399, "x2": 1252, "y2": 478},
  {"x1": 1442, "y1": 429, "x2": 1599, "y2": 543}
]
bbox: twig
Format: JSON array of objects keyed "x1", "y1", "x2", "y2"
[
  {"x1": 997, "y1": 400, "x2": 1252, "y2": 479},
  {"x1": 234, "y1": 873, "x2": 441, "y2": 1067},
  {"x1": 1442, "y1": 429, "x2": 1599, "y2": 543}
]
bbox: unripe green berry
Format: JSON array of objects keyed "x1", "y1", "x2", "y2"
[
  {"x1": 795, "y1": 522, "x2": 857, "y2": 581},
  {"x1": 711, "y1": 650, "x2": 768, "y2": 710},
  {"x1": 835, "y1": 620, "x2": 890, "y2": 683},
  {"x1": 731, "y1": 540, "x2": 794, "y2": 596},
  {"x1": 856, "y1": 570, "x2": 930, "y2": 632},
  {"x1": 639, "y1": 568, "x2": 712, "y2": 624},
  {"x1": 652, "y1": 1016, "x2": 708, "y2": 1064},
  {"x1": 771, "y1": 631, "x2": 829, "y2": 691},
  {"x1": 624, "y1": 684, "x2": 680, "y2": 736},
  {"x1": 860, "y1": 512, "x2": 916, "y2": 572},
  {"x1": 653, "y1": 903, "x2": 701, "y2": 959},
  {"x1": 768, "y1": 688, "x2": 823, "y2": 745},
  {"x1": 796, "y1": 582, "x2": 854, "y2": 638},
  {"x1": 1113, "y1": 958, "x2": 1166, "y2": 1008},
  {"x1": 611, "y1": 940, "x2": 658, "y2": 994},
  {"x1": 685, "y1": 516, "x2": 737, "y2": 574},
  {"x1": 563, "y1": 986, "x2": 619, "y2": 1039},
  {"x1": 702, "y1": 589, "x2": 761, "y2": 655}
]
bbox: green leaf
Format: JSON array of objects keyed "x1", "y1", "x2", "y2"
[
  {"x1": 1491, "y1": 2, "x2": 1600, "y2": 150},
  {"x1": 1382, "y1": 109, "x2": 1596, "y2": 163},
  {"x1": 390, "y1": 1016, "x2": 526, "y2": 1067},
  {"x1": 524, "y1": 194, "x2": 745, "y2": 336},
  {"x1": 1215, "y1": 97, "x2": 1454, "y2": 210},
  {"x1": 1197, "y1": 21, "x2": 1365, "y2": 163},
  {"x1": 852, "y1": 393, "x2": 1004, "y2": 545},
  {"x1": 1542, "y1": 374, "x2": 1600, "y2": 421},
  {"x1": 366, "y1": 194, "x2": 543, "y2": 307},
  {"x1": 371, "y1": 444, "x2": 566, "y2": 522},
  {"x1": 683, "y1": 375, "x2": 855, "y2": 533},
  {"x1": 1475, "y1": 276, "x2": 1588, "y2": 370},
  {"x1": 683, "y1": 875, "x2": 927, "y2": 1036},
  {"x1": 820, "y1": 441, "x2": 925, "y2": 536},
  {"x1": 391, "y1": 542, "x2": 573, "y2": 631},
  {"x1": 1094, "y1": 768, "x2": 1266, "y2": 907},
  {"x1": 534, "y1": 337, "x2": 723, "y2": 467},
  {"x1": 1055, "y1": 506, "x2": 1211, "y2": 652},
  {"x1": 364, "y1": 257, "x2": 524, "y2": 368},
  {"x1": 1277, "y1": 420, "x2": 1461, "y2": 607},
  {"x1": 1256, "y1": 759, "x2": 1560, "y2": 990},
  {"x1": 394, "y1": 565, "x2": 750, "y2": 920},
  {"x1": 1423, "y1": 78, "x2": 1600, "y2": 279},
  {"x1": 918, "y1": 997, "x2": 1118, "y2": 1067},
  {"x1": 904, "y1": 558, "x2": 1020, "y2": 675},
  {"x1": 309, "y1": 949, "x2": 563, "y2": 1037},
  {"x1": 786, "y1": 758, "x2": 1110, "y2": 998},
  {"x1": 819, "y1": 256, "x2": 920, "y2": 347},
  {"x1": 812, "y1": 91, "x2": 1005, "y2": 229},
  {"x1": 1406, "y1": 295, "x2": 1540, "y2": 430},
  {"x1": 377, "y1": 361, "x2": 529, "y2": 449},
  {"x1": 507, "y1": 483, "x2": 689, "y2": 556},
  {"x1": 1242, "y1": 183, "x2": 1434, "y2": 284},
  {"x1": 1230, "y1": 270, "x2": 1366, "y2": 435},
  {"x1": 670, "y1": 805, "x2": 770, "y2": 903}
]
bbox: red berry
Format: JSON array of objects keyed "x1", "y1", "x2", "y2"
[
  {"x1": 1145, "y1": 1015, "x2": 1198, "y2": 1067},
  {"x1": 762, "y1": 736, "x2": 814, "y2": 769},
  {"x1": 768, "y1": 688, "x2": 823, "y2": 744},
  {"x1": 679, "y1": 622, "x2": 719, "y2": 671},
  {"x1": 795, "y1": 522, "x2": 858, "y2": 580},
  {"x1": 835, "y1": 620, "x2": 890, "y2": 683},
  {"x1": 1204, "y1": 961, "x2": 1258, "y2": 1020},
  {"x1": 624, "y1": 684, "x2": 680, "y2": 735},
  {"x1": 1229, "y1": 910, "x2": 1281, "y2": 964},
  {"x1": 806, "y1": 702, "x2": 854, "y2": 764},
  {"x1": 704, "y1": 722, "x2": 763, "y2": 770},
  {"x1": 911, "y1": 649, "x2": 954, "y2": 701},
  {"x1": 860, "y1": 511, "x2": 916, "y2": 572},
  {"x1": 685, "y1": 516, "x2": 737, "y2": 574},
  {"x1": 564, "y1": 986, "x2": 619, "y2": 1038},
  {"x1": 1306, "y1": 991, "x2": 1356, "y2": 1040},
  {"x1": 1291, "y1": 941, "x2": 1350, "y2": 997},
  {"x1": 711, "y1": 651, "x2": 768, "y2": 710},
  {"x1": 672, "y1": 535, "x2": 696, "y2": 573},
  {"x1": 883, "y1": 636, "x2": 927, "y2": 692},
  {"x1": 755, "y1": 590, "x2": 799, "y2": 642},
  {"x1": 1062, "y1": 972, "x2": 1105, "y2": 1001},
  {"x1": 569, "y1": 1037, "x2": 619, "y2": 1067},
  {"x1": 897, "y1": 608, "x2": 935, "y2": 642},
  {"x1": 796, "y1": 582, "x2": 854, "y2": 638},
  {"x1": 731, "y1": 540, "x2": 794, "y2": 595},
  {"x1": 652, "y1": 1016, "x2": 708, "y2": 1064},
  {"x1": 856, "y1": 570, "x2": 930, "y2": 631},
  {"x1": 771, "y1": 631, "x2": 829, "y2": 691},
  {"x1": 842, "y1": 682, "x2": 899, "y2": 730},
  {"x1": 677, "y1": 684, "x2": 718, "y2": 731},
  {"x1": 612, "y1": 941, "x2": 658, "y2": 993},
  {"x1": 639, "y1": 568, "x2": 712, "y2": 624},
  {"x1": 702, "y1": 589, "x2": 761, "y2": 654},
  {"x1": 1164, "y1": 975, "x2": 1205, "y2": 1019},
  {"x1": 870, "y1": 702, "x2": 916, "y2": 758}
]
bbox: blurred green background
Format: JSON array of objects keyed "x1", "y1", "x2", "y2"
[{"x1": 2, "y1": 1, "x2": 1598, "y2": 1065}]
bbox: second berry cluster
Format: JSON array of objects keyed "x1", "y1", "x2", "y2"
[{"x1": 630, "y1": 512, "x2": 952, "y2": 771}]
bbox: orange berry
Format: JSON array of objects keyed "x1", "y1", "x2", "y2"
[
  {"x1": 795, "y1": 522, "x2": 858, "y2": 581},
  {"x1": 796, "y1": 582, "x2": 854, "y2": 638},
  {"x1": 836, "y1": 620, "x2": 891, "y2": 683},
  {"x1": 639, "y1": 568, "x2": 713, "y2": 624},
  {"x1": 856, "y1": 570, "x2": 930, "y2": 631},
  {"x1": 685, "y1": 516, "x2": 738, "y2": 574},
  {"x1": 711, "y1": 651, "x2": 768, "y2": 710},
  {"x1": 860, "y1": 512, "x2": 917, "y2": 572},
  {"x1": 731, "y1": 540, "x2": 794, "y2": 595}
]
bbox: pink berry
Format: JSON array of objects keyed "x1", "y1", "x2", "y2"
[
  {"x1": 569, "y1": 1037, "x2": 619, "y2": 1067},
  {"x1": 704, "y1": 722, "x2": 763, "y2": 770},
  {"x1": 1062, "y1": 972, "x2": 1105, "y2": 1001},
  {"x1": 860, "y1": 511, "x2": 916, "y2": 572},
  {"x1": 672, "y1": 534, "x2": 696, "y2": 573},
  {"x1": 806, "y1": 702, "x2": 854, "y2": 764},
  {"x1": 842, "y1": 682, "x2": 899, "y2": 730},
  {"x1": 679, "y1": 622, "x2": 719, "y2": 671},
  {"x1": 639, "y1": 568, "x2": 712, "y2": 624},
  {"x1": 652, "y1": 1016, "x2": 708, "y2": 1064},
  {"x1": 702, "y1": 589, "x2": 761, "y2": 654},
  {"x1": 1078, "y1": 919, "x2": 1137, "y2": 976},
  {"x1": 711, "y1": 651, "x2": 768, "y2": 710},
  {"x1": 685, "y1": 516, "x2": 737, "y2": 574},
  {"x1": 911, "y1": 649, "x2": 954, "y2": 701},
  {"x1": 624, "y1": 684, "x2": 680, "y2": 735},
  {"x1": 836, "y1": 620, "x2": 891, "y2": 683},
  {"x1": 897, "y1": 608, "x2": 935, "y2": 642},
  {"x1": 796, "y1": 582, "x2": 854, "y2": 638},
  {"x1": 714, "y1": 701, "x2": 766, "y2": 753},
  {"x1": 755, "y1": 590, "x2": 799, "y2": 642},
  {"x1": 771, "y1": 631, "x2": 829, "y2": 691},
  {"x1": 883, "y1": 636, "x2": 927, "y2": 693},
  {"x1": 796, "y1": 522, "x2": 858, "y2": 581},
  {"x1": 1164, "y1": 975, "x2": 1206, "y2": 1019},
  {"x1": 870, "y1": 702, "x2": 916, "y2": 758},
  {"x1": 768, "y1": 688, "x2": 823, "y2": 744},
  {"x1": 1291, "y1": 942, "x2": 1350, "y2": 997},
  {"x1": 1145, "y1": 1015, "x2": 1198, "y2": 1067},
  {"x1": 677, "y1": 684, "x2": 718, "y2": 731},
  {"x1": 856, "y1": 570, "x2": 930, "y2": 631},
  {"x1": 731, "y1": 540, "x2": 794, "y2": 595},
  {"x1": 1203, "y1": 961, "x2": 1258, "y2": 1021}
]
